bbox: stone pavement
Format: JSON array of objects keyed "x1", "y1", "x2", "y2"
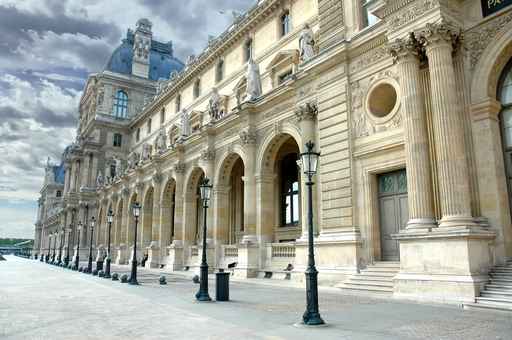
[{"x1": 0, "y1": 256, "x2": 511, "y2": 340}]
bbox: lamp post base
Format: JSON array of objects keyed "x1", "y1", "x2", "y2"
[
  {"x1": 302, "y1": 268, "x2": 324, "y2": 326},
  {"x1": 87, "y1": 256, "x2": 93, "y2": 274},
  {"x1": 195, "y1": 263, "x2": 211, "y2": 301},
  {"x1": 128, "y1": 259, "x2": 138, "y2": 285},
  {"x1": 104, "y1": 258, "x2": 111, "y2": 278}
]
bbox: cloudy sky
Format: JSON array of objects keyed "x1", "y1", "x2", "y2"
[{"x1": 0, "y1": 0, "x2": 254, "y2": 239}]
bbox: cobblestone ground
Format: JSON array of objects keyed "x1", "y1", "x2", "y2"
[{"x1": 0, "y1": 256, "x2": 511, "y2": 340}]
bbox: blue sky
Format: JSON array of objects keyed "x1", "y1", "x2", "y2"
[{"x1": 0, "y1": 0, "x2": 254, "y2": 239}]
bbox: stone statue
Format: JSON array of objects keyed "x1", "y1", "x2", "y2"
[
  {"x1": 299, "y1": 24, "x2": 315, "y2": 63},
  {"x1": 246, "y1": 59, "x2": 262, "y2": 101},
  {"x1": 141, "y1": 143, "x2": 152, "y2": 162},
  {"x1": 186, "y1": 55, "x2": 196, "y2": 67},
  {"x1": 96, "y1": 172, "x2": 104, "y2": 187},
  {"x1": 208, "y1": 88, "x2": 222, "y2": 120},
  {"x1": 155, "y1": 128, "x2": 167, "y2": 153},
  {"x1": 179, "y1": 109, "x2": 191, "y2": 138},
  {"x1": 113, "y1": 156, "x2": 123, "y2": 177},
  {"x1": 127, "y1": 152, "x2": 139, "y2": 169}
]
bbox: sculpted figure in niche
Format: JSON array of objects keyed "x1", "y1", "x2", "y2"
[
  {"x1": 299, "y1": 24, "x2": 315, "y2": 63},
  {"x1": 155, "y1": 128, "x2": 167, "y2": 153},
  {"x1": 113, "y1": 156, "x2": 123, "y2": 177},
  {"x1": 246, "y1": 59, "x2": 262, "y2": 101},
  {"x1": 96, "y1": 172, "x2": 104, "y2": 187},
  {"x1": 127, "y1": 152, "x2": 139, "y2": 169},
  {"x1": 141, "y1": 143, "x2": 152, "y2": 162},
  {"x1": 208, "y1": 87, "x2": 222, "y2": 120},
  {"x1": 179, "y1": 109, "x2": 191, "y2": 139}
]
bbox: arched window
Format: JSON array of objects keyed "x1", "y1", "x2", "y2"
[
  {"x1": 193, "y1": 79, "x2": 201, "y2": 99},
  {"x1": 160, "y1": 108, "x2": 165, "y2": 125},
  {"x1": 113, "y1": 90, "x2": 128, "y2": 118},
  {"x1": 281, "y1": 153, "x2": 300, "y2": 226},
  {"x1": 146, "y1": 118, "x2": 152, "y2": 134},
  {"x1": 499, "y1": 59, "x2": 512, "y2": 216},
  {"x1": 216, "y1": 59, "x2": 224, "y2": 83},
  {"x1": 56, "y1": 190, "x2": 62, "y2": 198},
  {"x1": 280, "y1": 11, "x2": 291, "y2": 37},
  {"x1": 244, "y1": 38, "x2": 253, "y2": 62}
]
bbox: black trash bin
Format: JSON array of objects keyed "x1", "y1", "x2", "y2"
[{"x1": 215, "y1": 272, "x2": 230, "y2": 301}]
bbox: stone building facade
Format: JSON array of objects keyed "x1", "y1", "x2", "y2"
[{"x1": 35, "y1": 0, "x2": 512, "y2": 304}]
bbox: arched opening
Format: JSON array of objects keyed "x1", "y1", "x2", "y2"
[
  {"x1": 215, "y1": 153, "x2": 245, "y2": 245},
  {"x1": 184, "y1": 167, "x2": 205, "y2": 246},
  {"x1": 115, "y1": 199, "x2": 124, "y2": 246},
  {"x1": 96, "y1": 206, "x2": 104, "y2": 246},
  {"x1": 499, "y1": 58, "x2": 512, "y2": 217},
  {"x1": 142, "y1": 187, "x2": 154, "y2": 248},
  {"x1": 161, "y1": 179, "x2": 176, "y2": 246},
  {"x1": 259, "y1": 133, "x2": 302, "y2": 242}
]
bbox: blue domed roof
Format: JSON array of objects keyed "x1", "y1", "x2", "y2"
[{"x1": 105, "y1": 30, "x2": 184, "y2": 81}]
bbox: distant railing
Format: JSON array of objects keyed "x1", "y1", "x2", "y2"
[
  {"x1": 223, "y1": 245, "x2": 238, "y2": 258},
  {"x1": 271, "y1": 243, "x2": 295, "y2": 258}
]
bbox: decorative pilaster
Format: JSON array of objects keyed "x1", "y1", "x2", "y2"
[
  {"x1": 389, "y1": 36, "x2": 436, "y2": 230},
  {"x1": 239, "y1": 128, "x2": 258, "y2": 243},
  {"x1": 418, "y1": 22, "x2": 475, "y2": 229}
]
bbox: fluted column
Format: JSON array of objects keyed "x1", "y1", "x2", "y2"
[
  {"x1": 240, "y1": 130, "x2": 257, "y2": 243},
  {"x1": 390, "y1": 37, "x2": 436, "y2": 230},
  {"x1": 419, "y1": 23, "x2": 475, "y2": 228}
]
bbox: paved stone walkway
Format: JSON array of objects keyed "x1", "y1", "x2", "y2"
[{"x1": 1, "y1": 256, "x2": 511, "y2": 339}]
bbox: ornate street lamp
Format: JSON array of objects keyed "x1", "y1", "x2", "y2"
[
  {"x1": 104, "y1": 209, "x2": 114, "y2": 278},
  {"x1": 299, "y1": 140, "x2": 324, "y2": 326},
  {"x1": 195, "y1": 177, "x2": 213, "y2": 301},
  {"x1": 57, "y1": 227, "x2": 64, "y2": 265},
  {"x1": 74, "y1": 221, "x2": 82, "y2": 270},
  {"x1": 87, "y1": 217, "x2": 95, "y2": 274},
  {"x1": 129, "y1": 203, "x2": 141, "y2": 285}
]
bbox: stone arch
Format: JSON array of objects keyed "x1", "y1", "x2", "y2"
[
  {"x1": 96, "y1": 205, "x2": 105, "y2": 246},
  {"x1": 142, "y1": 186, "x2": 154, "y2": 248},
  {"x1": 470, "y1": 22, "x2": 512, "y2": 259},
  {"x1": 256, "y1": 131, "x2": 302, "y2": 242},
  {"x1": 214, "y1": 147, "x2": 247, "y2": 186},
  {"x1": 471, "y1": 19, "x2": 512, "y2": 104},
  {"x1": 115, "y1": 198, "x2": 124, "y2": 246},
  {"x1": 256, "y1": 124, "x2": 303, "y2": 175},
  {"x1": 161, "y1": 177, "x2": 177, "y2": 246},
  {"x1": 183, "y1": 166, "x2": 205, "y2": 244}
]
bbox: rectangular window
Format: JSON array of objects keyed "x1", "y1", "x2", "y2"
[
  {"x1": 147, "y1": 119, "x2": 152, "y2": 134},
  {"x1": 113, "y1": 133, "x2": 122, "y2": 147},
  {"x1": 278, "y1": 70, "x2": 293, "y2": 85},
  {"x1": 361, "y1": 1, "x2": 379, "y2": 28},
  {"x1": 136, "y1": 128, "x2": 141, "y2": 142}
]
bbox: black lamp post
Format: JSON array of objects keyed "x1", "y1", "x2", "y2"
[
  {"x1": 52, "y1": 233, "x2": 57, "y2": 263},
  {"x1": 129, "y1": 203, "x2": 141, "y2": 285},
  {"x1": 195, "y1": 177, "x2": 212, "y2": 302},
  {"x1": 74, "y1": 222, "x2": 82, "y2": 269},
  {"x1": 104, "y1": 209, "x2": 114, "y2": 278},
  {"x1": 64, "y1": 225, "x2": 71, "y2": 267},
  {"x1": 57, "y1": 227, "x2": 64, "y2": 265},
  {"x1": 87, "y1": 217, "x2": 95, "y2": 273},
  {"x1": 300, "y1": 140, "x2": 324, "y2": 326}
]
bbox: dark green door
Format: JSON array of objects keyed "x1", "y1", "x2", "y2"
[{"x1": 378, "y1": 170, "x2": 408, "y2": 261}]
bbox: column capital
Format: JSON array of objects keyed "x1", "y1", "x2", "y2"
[
  {"x1": 416, "y1": 21, "x2": 461, "y2": 52},
  {"x1": 239, "y1": 128, "x2": 257, "y2": 145},
  {"x1": 471, "y1": 98, "x2": 502, "y2": 122},
  {"x1": 174, "y1": 162, "x2": 186, "y2": 174},
  {"x1": 388, "y1": 34, "x2": 421, "y2": 63}
]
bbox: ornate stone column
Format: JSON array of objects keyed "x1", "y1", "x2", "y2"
[
  {"x1": 239, "y1": 128, "x2": 258, "y2": 243},
  {"x1": 389, "y1": 36, "x2": 436, "y2": 230},
  {"x1": 419, "y1": 23, "x2": 475, "y2": 229},
  {"x1": 147, "y1": 172, "x2": 163, "y2": 268}
]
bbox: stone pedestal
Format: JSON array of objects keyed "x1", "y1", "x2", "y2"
[
  {"x1": 95, "y1": 245, "x2": 105, "y2": 270},
  {"x1": 234, "y1": 241, "x2": 259, "y2": 278},
  {"x1": 146, "y1": 241, "x2": 161, "y2": 268},
  {"x1": 115, "y1": 244, "x2": 127, "y2": 265},
  {"x1": 129, "y1": 245, "x2": 143, "y2": 266},
  {"x1": 166, "y1": 241, "x2": 184, "y2": 271},
  {"x1": 393, "y1": 229, "x2": 495, "y2": 303}
]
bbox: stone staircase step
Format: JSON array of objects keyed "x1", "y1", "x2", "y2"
[
  {"x1": 359, "y1": 271, "x2": 397, "y2": 277},
  {"x1": 485, "y1": 284, "x2": 512, "y2": 290},
  {"x1": 481, "y1": 291, "x2": 512, "y2": 299},
  {"x1": 345, "y1": 280, "x2": 393, "y2": 288},
  {"x1": 372, "y1": 261, "x2": 400, "y2": 267},
  {"x1": 463, "y1": 302, "x2": 512, "y2": 313},
  {"x1": 490, "y1": 279, "x2": 512, "y2": 285},
  {"x1": 349, "y1": 276, "x2": 393, "y2": 283},
  {"x1": 476, "y1": 297, "x2": 512, "y2": 305},
  {"x1": 341, "y1": 284, "x2": 393, "y2": 293},
  {"x1": 361, "y1": 267, "x2": 399, "y2": 273}
]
